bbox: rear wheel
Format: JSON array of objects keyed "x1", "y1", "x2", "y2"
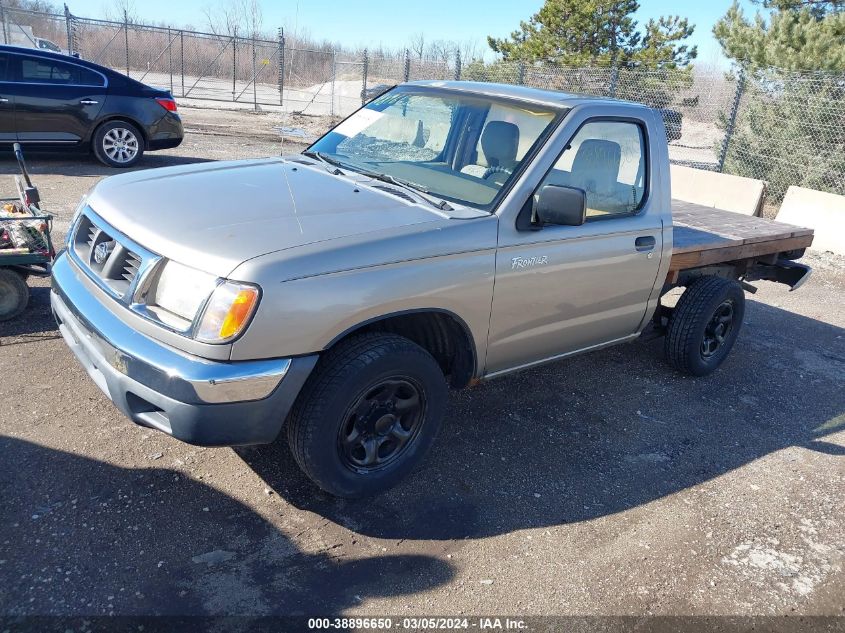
[
  {"x1": 665, "y1": 276, "x2": 745, "y2": 376},
  {"x1": 0, "y1": 269, "x2": 29, "y2": 321},
  {"x1": 93, "y1": 120, "x2": 145, "y2": 168},
  {"x1": 286, "y1": 333, "x2": 447, "y2": 498}
]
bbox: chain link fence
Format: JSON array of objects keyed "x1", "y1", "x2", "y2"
[
  {"x1": 1, "y1": 2, "x2": 843, "y2": 203},
  {"x1": 724, "y1": 68, "x2": 845, "y2": 202}
]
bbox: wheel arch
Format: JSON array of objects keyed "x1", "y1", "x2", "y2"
[
  {"x1": 325, "y1": 308, "x2": 478, "y2": 389},
  {"x1": 89, "y1": 115, "x2": 148, "y2": 145}
]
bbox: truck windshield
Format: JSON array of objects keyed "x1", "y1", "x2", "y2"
[{"x1": 306, "y1": 86, "x2": 563, "y2": 210}]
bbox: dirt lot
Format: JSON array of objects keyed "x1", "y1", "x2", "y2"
[{"x1": 0, "y1": 106, "x2": 843, "y2": 625}]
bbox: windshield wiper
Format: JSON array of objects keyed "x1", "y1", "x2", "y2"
[
  {"x1": 301, "y1": 150, "x2": 346, "y2": 175},
  {"x1": 304, "y1": 152, "x2": 454, "y2": 212},
  {"x1": 356, "y1": 169, "x2": 454, "y2": 212}
]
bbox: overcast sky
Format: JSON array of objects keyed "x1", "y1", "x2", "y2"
[{"x1": 66, "y1": 0, "x2": 758, "y2": 68}]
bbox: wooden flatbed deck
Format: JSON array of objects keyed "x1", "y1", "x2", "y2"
[{"x1": 669, "y1": 200, "x2": 814, "y2": 273}]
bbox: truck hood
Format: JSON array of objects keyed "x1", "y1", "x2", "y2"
[{"x1": 86, "y1": 157, "x2": 480, "y2": 278}]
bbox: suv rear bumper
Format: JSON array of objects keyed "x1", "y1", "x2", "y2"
[{"x1": 51, "y1": 252, "x2": 317, "y2": 446}]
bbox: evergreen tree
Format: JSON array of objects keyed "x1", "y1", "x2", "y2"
[
  {"x1": 487, "y1": 0, "x2": 696, "y2": 68},
  {"x1": 714, "y1": 1, "x2": 845, "y2": 199},
  {"x1": 714, "y1": 1, "x2": 845, "y2": 70}
]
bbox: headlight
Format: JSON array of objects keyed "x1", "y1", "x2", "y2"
[
  {"x1": 146, "y1": 260, "x2": 261, "y2": 343},
  {"x1": 152, "y1": 260, "x2": 218, "y2": 323},
  {"x1": 195, "y1": 280, "x2": 261, "y2": 343},
  {"x1": 66, "y1": 195, "x2": 88, "y2": 247}
]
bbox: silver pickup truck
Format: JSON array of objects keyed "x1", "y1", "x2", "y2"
[{"x1": 52, "y1": 81, "x2": 813, "y2": 497}]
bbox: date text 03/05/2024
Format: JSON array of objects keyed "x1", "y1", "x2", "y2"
[{"x1": 307, "y1": 617, "x2": 528, "y2": 629}]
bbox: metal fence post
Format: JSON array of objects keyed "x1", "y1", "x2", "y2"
[
  {"x1": 1, "y1": 2, "x2": 7, "y2": 46},
  {"x1": 251, "y1": 35, "x2": 257, "y2": 110},
  {"x1": 454, "y1": 49, "x2": 461, "y2": 81},
  {"x1": 361, "y1": 48, "x2": 369, "y2": 105},
  {"x1": 232, "y1": 31, "x2": 237, "y2": 101},
  {"x1": 123, "y1": 10, "x2": 129, "y2": 76},
  {"x1": 517, "y1": 61, "x2": 526, "y2": 85},
  {"x1": 718, "y1": 69, "x2": 746, "y2": 173},
  {"x1": 403, "y1": 48, "x2": 410, "y2": 82},
  {"x1": 167, "y1": 26, "x2": 173, "y2": 94},
  {"x1": 330, "y1": 50, "x2": 337, "y2": 116},
  {"x1": 609, "y1": 63, "x2": 619, "y2": 98},
  {"x1": 180, "y1": 30, "x2": 185, "y2": 97},
  {"x1": 278, "y1": 28, "x2": 285, "y2": 107}
]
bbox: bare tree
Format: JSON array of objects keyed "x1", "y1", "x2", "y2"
[
  {"x1": 241, "y1": 0, "x2": 262, "y2": 38},
  {"x1": 459, "y1": 38, "x2": 483, "y2": 63},
  {"x1": 409, "y1": 32, "x2": 426, "y2": 60},
  {"x1": 105, "y1": 0, "x2": 139, "y2": 24},
  {"x1": 203, "y1": 0, "x2": 263, "y2": 38},
  {"x1": 425, "y1": 39, "x2": 452, "y2": 63}
]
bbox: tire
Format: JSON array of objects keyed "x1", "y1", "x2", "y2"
[
  {"x1": 93, "y1": 120, "x2": 145, "y2": 168},
  {"x1": 664, "y1": 276, "x2": 745, "y2": 377},
  {"x1": 0, "y1": 269, "x2": 29, "y2": 321},
  {"x1": 287, "y1": 332, "x2": 447, "y2": 498}
]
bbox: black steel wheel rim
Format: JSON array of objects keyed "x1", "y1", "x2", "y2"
[
  {"x1": 337, "y1": 377, "x2": 426, "y2": 473},
  {"x1": 701, "y1": 299, "x2": 734, "y2": 358}
]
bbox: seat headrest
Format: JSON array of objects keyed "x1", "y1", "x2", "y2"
[
  {"x1": 570, "y1": 139, "x2": 622, "y2": 193},
  {"x1": 481, "y1": 121, "x2": 520, "y2": 167}
]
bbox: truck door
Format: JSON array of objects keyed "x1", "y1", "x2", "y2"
[
  {"x1": 485, "y1": 114, "x2": 666, "y2": 376},
  {"x1": 0, "y1": 52, "x2": 14, "y2": 143},
  {"x1": 5, "y1": 52, "x2": 106, "y2": 144}
]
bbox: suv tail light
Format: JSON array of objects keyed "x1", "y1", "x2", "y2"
[{"x1": 155, "y1": 97, "x2": 178, "y2": 112}]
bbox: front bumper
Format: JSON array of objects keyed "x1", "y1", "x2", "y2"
[{"x1": 51, "y1": 252, "x2": 317, "y2": 446}]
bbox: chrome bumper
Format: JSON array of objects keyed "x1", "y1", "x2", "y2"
[{"x1": 51, "y1": 252, "x2": 317, "y2": 446}]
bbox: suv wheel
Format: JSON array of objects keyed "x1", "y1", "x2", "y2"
[
  {"x1": 93, "y1": 121, "x2": 145, "y2": 168},
  {"x1": 665, "y1": 276, "x2": 745, "y2": 376},
  {"x1": 286, "y1": 333, "x2": 447, "y2": 498}
]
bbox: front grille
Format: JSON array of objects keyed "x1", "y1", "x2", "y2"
[
  {"x1": 71, "y1": 210, "x2": 156, "y2": 302},
  {"x1": 122, "y1": 250, "x2": 142, "y2": 283}
]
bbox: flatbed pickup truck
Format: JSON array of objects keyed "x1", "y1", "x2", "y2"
[{"x1": 51, "y1": 81, "x2": 814, "y2": 497}]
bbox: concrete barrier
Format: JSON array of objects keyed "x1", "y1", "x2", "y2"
[
  {"x1": 670, "y1": 165, "x2": 766, "y2": 216},
  {"x1": 777, "y1": 186, "x2": 845, "y2": 255}
]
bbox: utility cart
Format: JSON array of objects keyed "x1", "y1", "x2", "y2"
[{"x1": 0, "y1": 143, "x2": 54, "y2": 321}]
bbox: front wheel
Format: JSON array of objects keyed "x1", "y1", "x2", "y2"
[
  {"x1": 664, "y1": 276, "x2": 745, "y2": 376},
  {"x1": 93, "y1": 121, "x2": 145, "y2": 168},
  {"x1": 286, "y1": 333, "x2": 447, "y2": 498}
]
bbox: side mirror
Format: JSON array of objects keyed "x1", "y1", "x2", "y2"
[{"x1": 534, "y1": 185, "x2": 586, "y2": 227}]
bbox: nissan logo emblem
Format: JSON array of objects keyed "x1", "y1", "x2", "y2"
[{"x1": 94, "y1": 241, "x2": 114, "y2": 265}]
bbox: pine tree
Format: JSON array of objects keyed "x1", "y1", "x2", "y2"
[
  {"x1": 714, "y1": 1, "x2": 845, "y2": 200},
  {"x1": 714, "y1": 1, "x2": 845, "y2": 70},
  {"x1": 487, "y1": 0, "x2": 696, "y2": 69}
]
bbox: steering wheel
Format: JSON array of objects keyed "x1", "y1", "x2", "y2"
[{"x1": 482, "y1": 165, "x2": 512, "y2": 181}]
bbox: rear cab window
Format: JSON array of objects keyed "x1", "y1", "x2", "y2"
[{"x1": 467, "y1": 103, "x2": 556, "y2": 180}]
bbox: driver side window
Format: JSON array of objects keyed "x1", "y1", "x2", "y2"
[{"x1": 540, "y1": 120, "x2": 647, "y2": 219}]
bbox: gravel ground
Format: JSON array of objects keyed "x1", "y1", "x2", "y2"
[{"x1": 0, "y1": 106, "x2": 843, "y2": 623}]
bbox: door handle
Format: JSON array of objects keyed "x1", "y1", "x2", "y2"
[
  {"x1": 80, "y1": 99, "x2": 99, "y2": 105},
  {"x1": 635, "y1": 236, "x2": 656, "y2": 252}
]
